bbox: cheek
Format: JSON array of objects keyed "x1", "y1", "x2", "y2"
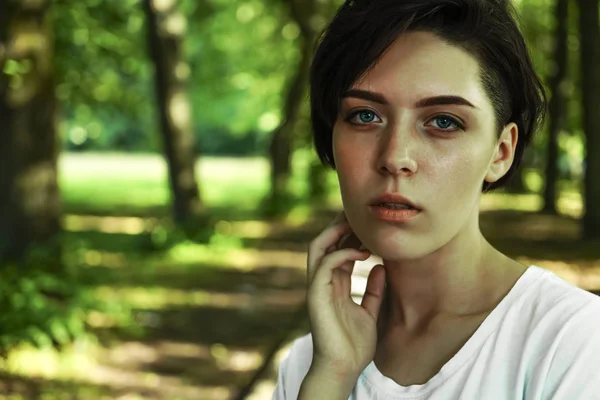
[
  {"x1": 333, "y1": 131, "x2": 370, "y2": 185},
  {"x1": 426, "y1": 143, "x2": 491, "y2": 203}
]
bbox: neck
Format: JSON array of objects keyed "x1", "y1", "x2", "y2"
[{"x1": 378, "y1": 214, "x2": 510, "y2": 334}]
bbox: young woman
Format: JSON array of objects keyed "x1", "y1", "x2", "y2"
[{"x1": 273, "y1": 0, "x2": 600, "y2": 399}]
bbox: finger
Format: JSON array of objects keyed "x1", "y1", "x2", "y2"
[
  {"x1": 361, "y1": 264, "x2": 386, "y2": 320},
  {"x1": 311, "y1": 248, "x2": 370, "y2": 288},
  {"x1": 307, "y1": 222, "x2": 352, "y2": 284},
  {"x1": 332, "y1": 266, "x2": 353, "y2": 299},
  {"x1": 309, "y1": 219, "x2": 350, "y2": 265}
]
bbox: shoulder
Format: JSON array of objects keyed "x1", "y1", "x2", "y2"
[
  {"x1": 523, "y1": 265, "x2": 600, "y2": 318},
  {"x1": 523, "y1": 265, "x2": 600, "y2": 338},
  {"x1": 524, "y1": 266, "x2": 600, "y2": 398},
  {"x1": 540, "y1": 298, "x2": 600, "y2": 399}
]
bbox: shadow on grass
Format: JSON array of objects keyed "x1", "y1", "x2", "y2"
[
  {"x1": 481, "y1": 210, "x2": 600, "y2": 263},
  {"x1": 78, "y1": 249, "x2": 307, "y2": 399},
  {"x1": 0, "y1": 373, "x2": 121, "y2": 400},
  {"x1": 86, "y1": 297, "x2": 307, "y2": 399},
  {"x1": 142, "y1": 304, "x2": 304, "y2": 347},
  {"x1": 64, "y1": 203, "x2": 269, "y2": 222},
  {"x1": 79, "y1": 261, "x2": 306, "y2": 291}
]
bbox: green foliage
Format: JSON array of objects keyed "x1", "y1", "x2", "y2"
[
  {"x1": 0, "y1": 263, "x2": 86, "y2": 351},
  {"x1": 0, "y1": 241, "x2": 139, "y2": 352},
  {"x1": 187, "y1": 0, "x2": 299, "y2": 135},
  {"x1": 53, "y1": 0, "x2": 158, "y2": 152},
  {"x1": 52, "y1": 0, "x2": 302, "y2": 156},
  {"x1": 516, "y1": 0, "x2": 584, "y2": 172}
]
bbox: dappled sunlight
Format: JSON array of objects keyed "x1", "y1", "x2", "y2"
[
  {"x1": 211, "y1": 344, "x2": 264, "y2": 372},
  {"x1": 557, "y1": 192, "x2": 583, "y2": 218},
  {"x1": 159, "y1": 341, "x2": 211, "y2": 359},
  {"x1": 106, "y1": 342, "x2": 161, "y2": 367},
  {"x1": 480, "y1": 211, "x2": 580, "y2": 241},
  {"x1": 3, "y1": 339, "x2": 98, "y2": 380},
  {"x1": 152, "y1": 0, "x2": 176, "y2": 13},
  {"x1": 193, "y1": 386, "x2": 232, "y2": 400},
  {"x1": 224, "y1": 249, "x2": 306, "y2": 271},
  {"x1": 516, "y1": 258, "x2": 600, "y2": 291},
  {"x1": 81, "y1": 250, "x2": 128, "y2": 268},
  {"x1": 246, "y1": 380, "x2": 278, "y2": 400},
  {"x1": 101, "y1": 340, "x2": 264, "y2": 395},
  {"x1": 93, "y1": 286, "x2": 305, "y2": 311},
  {"x1": 220, "y1": 220, "x2": 273, "y2": 239},
  {"x1": 481, "y1": 193, "x2": 541, "y2": 212},
  {"x1": 2, "y1": 339, "x2": 239, "y2": 399},
  {"x1": 87, "y1": 363, "x2": 232, "y2": 400},
  {"x1": 284, "y1": 205, "x2": 318, "y2": 227},
  {"x1": 168, "y1": 91, "x2": 192, "y2": 130},
  {"x1": 64, "y1": 214, "x2": 157, "y2": 235},
  {"x1": 88, "y1": 311, "x2": 122, "y2": 328},
  {"x1": 480, "y1": 192, "x2": 582, "y2": 218},
  {"x1": 167, "y1": 242, "x2": 306, "y2": 271},
  {"x1": 576, "y1": 267, "x2": 600, "y2": 291}
]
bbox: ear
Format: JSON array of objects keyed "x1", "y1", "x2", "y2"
[{"x1": 484, "y1": 123, "x2": 518, "y2": 184}]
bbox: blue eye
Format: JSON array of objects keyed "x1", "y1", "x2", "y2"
[
  {"x1": 429, "y1": 115, "x2": 463, "y2": 131},
  {"x1": 358, "y1": 111, "x2": 376, "y2": 123},
  {"x1": 346, "y1": 110, "x2": 381, "y2": 125}
]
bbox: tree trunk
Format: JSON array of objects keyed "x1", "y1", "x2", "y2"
[
  {"x1": 143, "y1": 0, "x2": 203, "y2": 226},
  {"x1": 543, "y1": 0, "x2": 569, "y2": 214},
  {"x1": 0, "y1": 0, "x2": 61, "y2": 266},
  {"x1": 268, "y1": 0, "x2": 318, "y2": 214},
  {"x1": 578, "y1": 0, "x2": 600, "y2": 238}
]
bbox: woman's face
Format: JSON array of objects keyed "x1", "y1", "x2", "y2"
[{"x1": 333, "y1": 31, "x2": 517, "y2": 260}]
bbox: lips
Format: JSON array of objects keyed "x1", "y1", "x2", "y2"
[{"x1": 370, "y1": 193, "x2": 421, "y2": 211}]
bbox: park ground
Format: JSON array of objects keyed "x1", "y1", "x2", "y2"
[{"x1": 0, "y1": 153, "x2": 598, "y2": 400}]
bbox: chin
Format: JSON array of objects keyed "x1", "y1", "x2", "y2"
[
  {"x1": 371, "y1": 244, "x2": 427, "y2": 262},
  {"x1": 360, "y1": 230, "x2": 430, "y2": 261}
]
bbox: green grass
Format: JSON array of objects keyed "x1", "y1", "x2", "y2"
[
  {"x1": 59, "y1": 152, "x2": 339, "y2": 218},
  {"x1": 60, "y1": 154, "x2": 267, "y2": 215}
]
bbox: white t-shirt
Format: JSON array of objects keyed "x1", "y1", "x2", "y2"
[{"x1": 272, "y1": 265, "x2": 600, "y2": 399}]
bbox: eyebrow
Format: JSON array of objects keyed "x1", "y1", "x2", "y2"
[{"x1": 342, "y1": 89, "x2": 478, "y2": 109}]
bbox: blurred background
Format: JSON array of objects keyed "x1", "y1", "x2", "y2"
[{"x1": 0, "y1": 0, "x2": 599, "y2": 398}]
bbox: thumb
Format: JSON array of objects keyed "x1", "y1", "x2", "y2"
[{"x1": 360, "y1": 264, "x2": 386, "y2": 320}]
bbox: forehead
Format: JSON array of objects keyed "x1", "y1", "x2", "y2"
[{"x1": 354, "y1": 31, "x2": 489, "y2": 108}]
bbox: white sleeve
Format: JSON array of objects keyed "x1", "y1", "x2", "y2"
[
  {"x1": 271, "y1": 334, "x2": 314, "y2": 400},
  {"x1": 272, "y1": 354, "x2": 291, "y2": 400},
  {"x1": 543, "y1": 301, "x2": 600, "y2": 399}
]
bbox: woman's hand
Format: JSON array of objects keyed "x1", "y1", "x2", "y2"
[{"x1": 305, "y1": 212, "x2": 387, "y2": 382}]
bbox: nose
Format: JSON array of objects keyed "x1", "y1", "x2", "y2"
[{"x1": 377, "y1": 125, "x2": 418, "y2": 176}]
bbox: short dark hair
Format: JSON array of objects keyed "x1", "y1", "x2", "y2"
[{"x1": 309, "y1": 0, "x2": 547, "y2": 191}]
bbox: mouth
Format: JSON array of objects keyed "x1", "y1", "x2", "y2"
[
  {"x1": 370, "y1": 193, "x2": 421, "y2": 211},
  {"x1": 375, "y1": 202, "x2": 419, "y2": 211},
  {"x1": 369, "y1": 193, "x2": 421, "y2": 223}
]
